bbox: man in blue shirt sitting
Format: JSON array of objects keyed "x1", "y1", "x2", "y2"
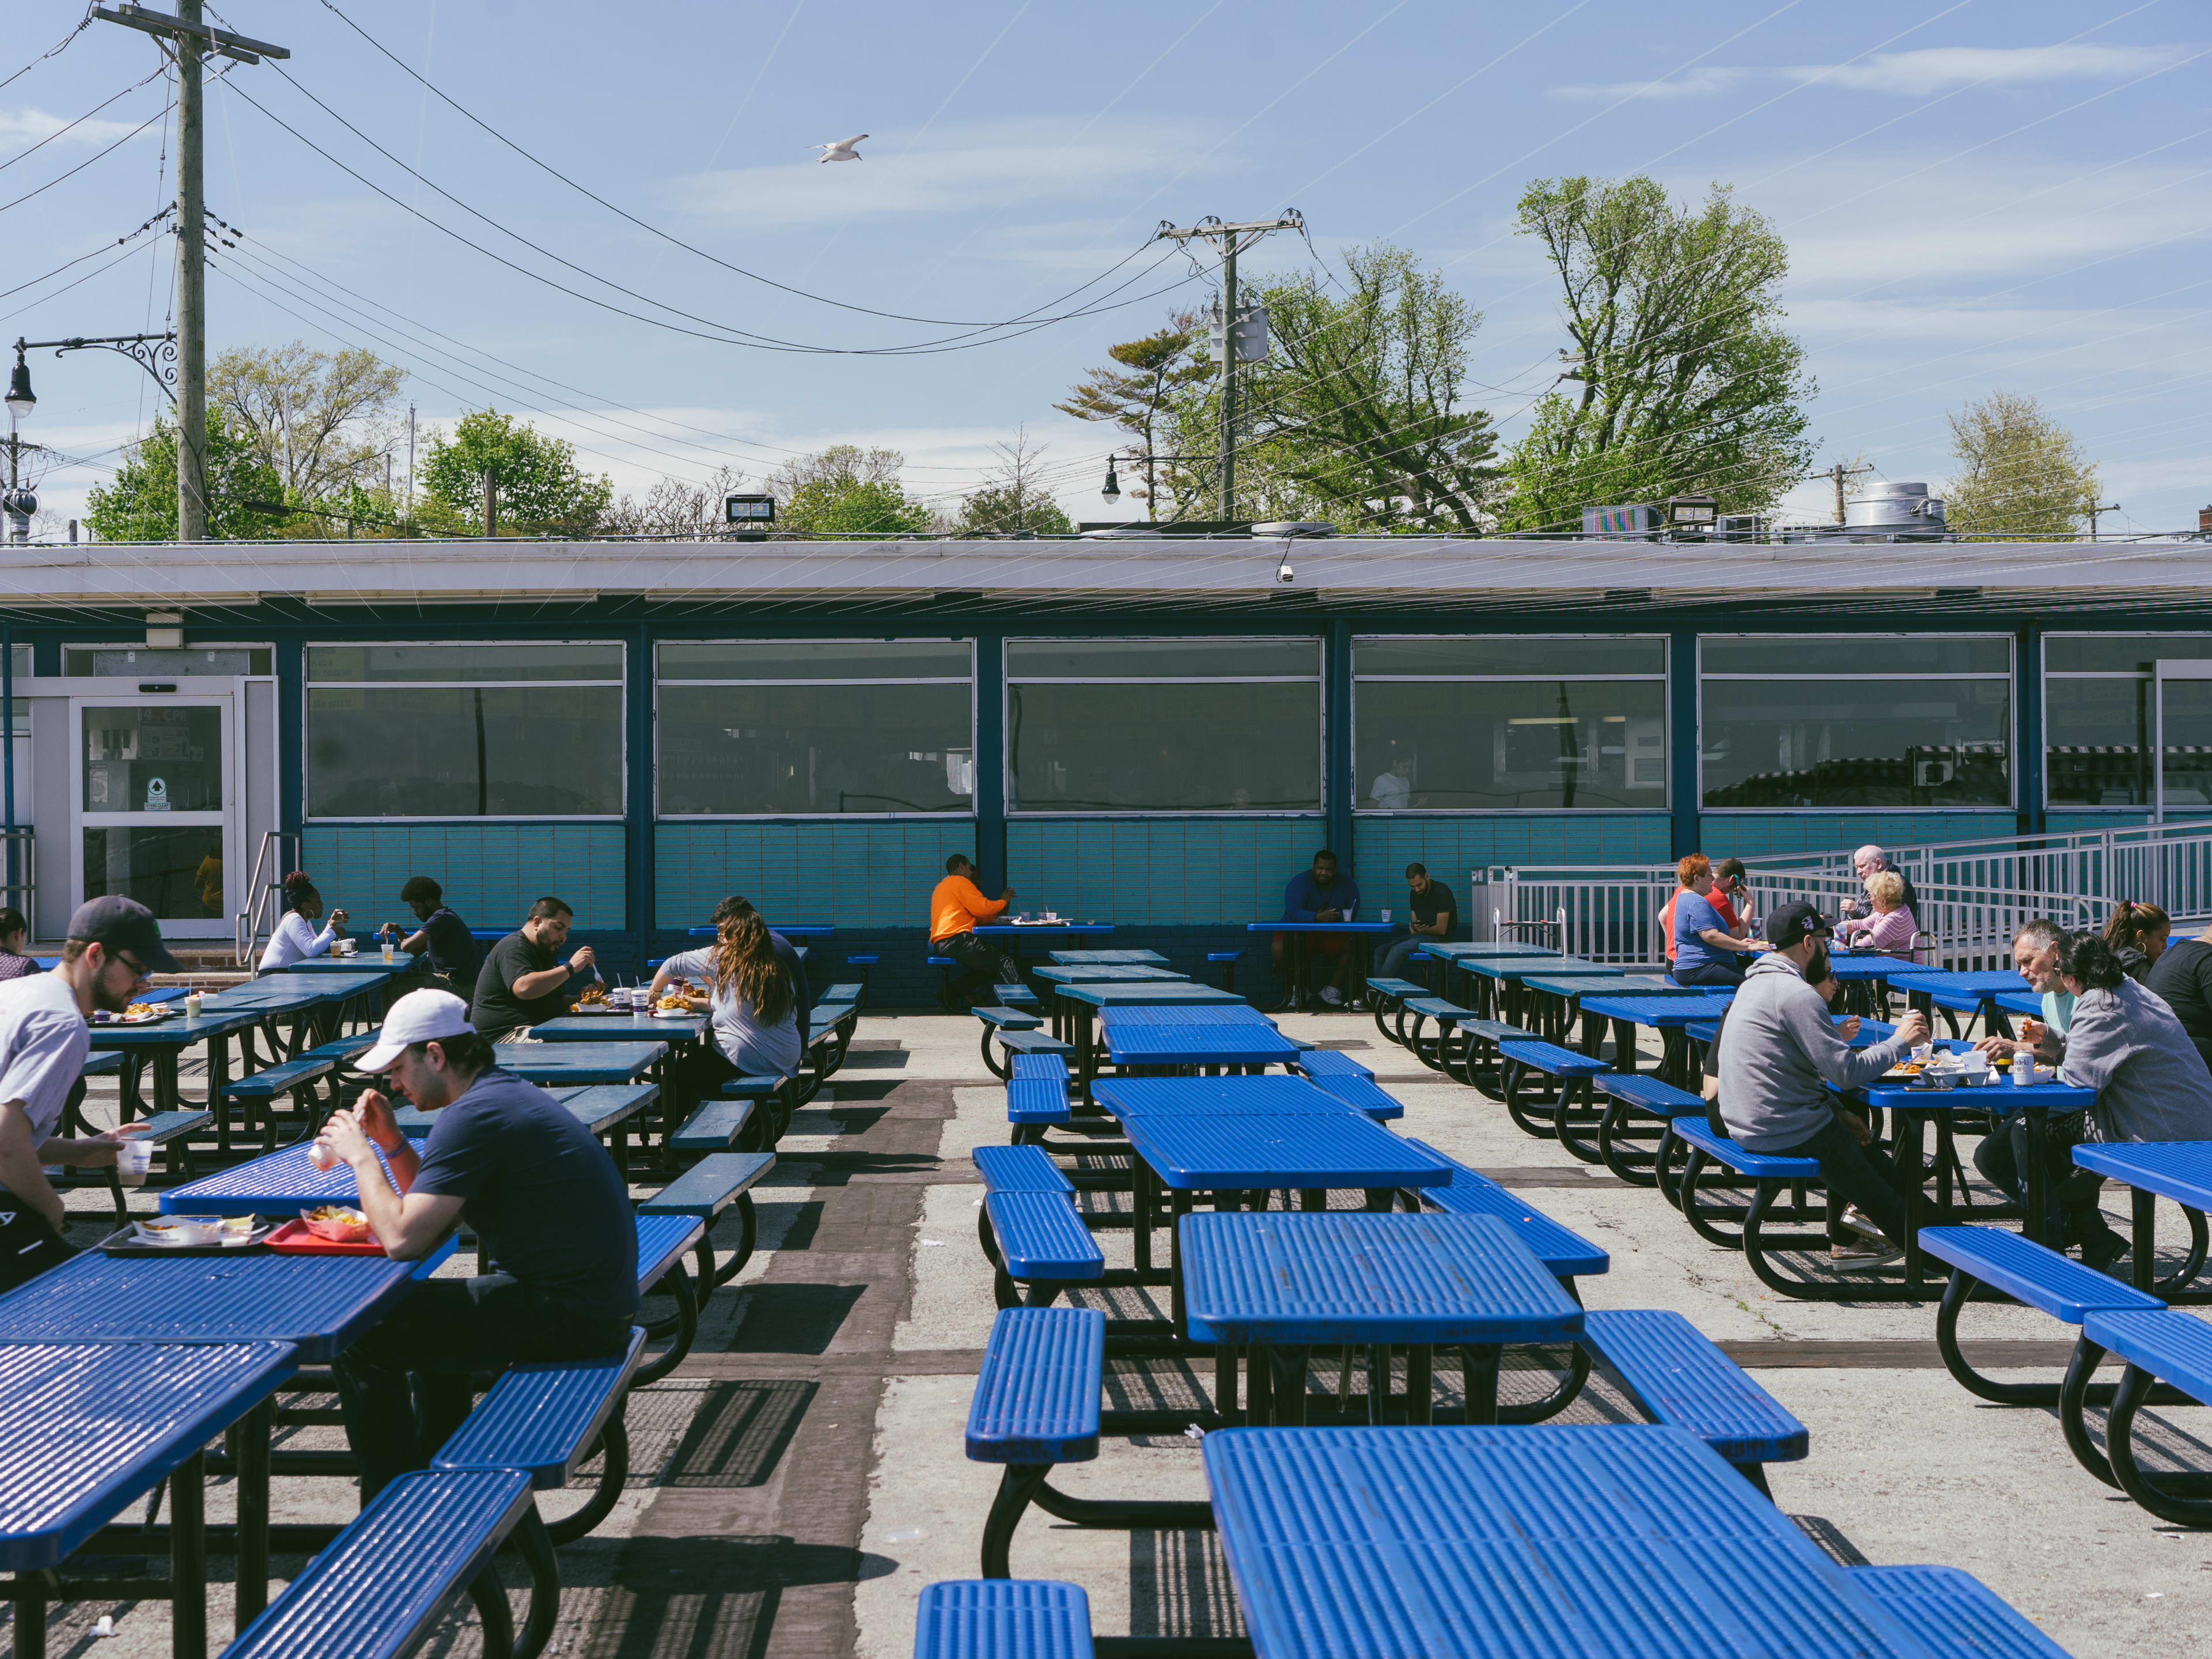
[
  {"x1": 1669, "y1": 853, "x2": 1762, "y2": 988},
  {"x1": 1275, "y1": 849, "x2": 1363, "y2": 1007}
]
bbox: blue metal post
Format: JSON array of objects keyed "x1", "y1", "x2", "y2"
[
  {"x1": 1325, "y1": 618, "x2": 1353, "y2": 870},
  {"x1": 275, "y1": 637, "x2": 303, "y2": 836},
  {"x1": 974, "y1": 632, "x2": 1006, "y2": 890},
  {"x1": 1668, "y1": 628, "x2": 1700, "y2": 859},
  {"x1": 2, "y1": 624, "x2": 15, "y2": 905},
  {"x1": 628, "y1": 622, "x2": 653, "y2": 965},
  {"x1": 2017, "y1": 626, "x2": 2043, "y2": 838}
]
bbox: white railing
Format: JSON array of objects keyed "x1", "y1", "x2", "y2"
[{"x1": 234, "y1": 829, "x2": 298, "y2": 969}]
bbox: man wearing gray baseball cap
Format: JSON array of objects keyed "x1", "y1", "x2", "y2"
[{"x1": 0, "y1": 897, "x2": 180, "y2": 1291}]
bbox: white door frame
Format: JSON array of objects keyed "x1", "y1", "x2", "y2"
[{"x1": 68, "y1": 692, "x2": 238, "y2": 937}]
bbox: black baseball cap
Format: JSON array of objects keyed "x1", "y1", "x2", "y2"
[
  {"x1": 1766, "y1": 900, "x2": 1834, "y2": 950},
  {"x1": 66, "y1": 895, "x2": 181, "y2": 975}
]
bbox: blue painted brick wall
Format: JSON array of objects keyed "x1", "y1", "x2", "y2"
[
  {"x1": 1007, "y1": 819, "x2": 1325, "y2": 925},
  {"x1": 304, "y1": 824, "x2": 627, "y2": 931},
  {"x1": 1355, "y1": 815, "x2": 1675, "y2": 886},
  {"x1": 1699, "y1": 812, "x2": 2014, "y2": 858},
  {"x1": 654, "y1": 820, "x2": 978, "y2": 930}
]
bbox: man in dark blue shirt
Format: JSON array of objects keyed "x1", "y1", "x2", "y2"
[
  {"x1": 1275, "y1": 849, "x2": 1365, "y2": 1007},
  {"x1": 319, "y1": 987, "x2": 638, "y2": 1500},
  {"x1": 381, "y1": 876, "x2": 482, "y2": 994}
]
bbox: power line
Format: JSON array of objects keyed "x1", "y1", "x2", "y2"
[
  {"x1": 0, "y1": 66, "x2": 167, "y2": 176},
  {"x1": 0, "y1": 94, "x2": 171, "y2": 215}
]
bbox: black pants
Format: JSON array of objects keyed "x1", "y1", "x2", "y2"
[
  {"x1": 1672, "y1": 959, "x2": 1746, "y2": 988},
  {"x1": 0, "y1": 1199, "x2": 75, "y2": 1294},
  {"x1": 1973, "y1": 1113, "x2": 2112, "y2": 1248},
  {"x1": 334, "y1": 1273, "x2": 632, "y2": 1502},
  {"x1": 1766, "y1": 1113, "x2": 1911, "y2": 1246},
  {"x1": 934, "y1": 933, "x2": 1020, "y2": 1008}
]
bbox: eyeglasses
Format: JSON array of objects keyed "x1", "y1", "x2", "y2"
[{"x1": 113, "y1": 952, "x2": 149, "y2": 979}]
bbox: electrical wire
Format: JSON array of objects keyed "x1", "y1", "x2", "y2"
[
  {"x1": 0, "y1": 67, "x2": 168, "y2": 177},
  {"x1": 0, "y1": 8, "x2": 97, "y2": 100},
  {"x1": 0, "y1": 95, "x2": 171, "y2": 216}
]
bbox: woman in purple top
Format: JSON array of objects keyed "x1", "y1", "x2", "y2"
[
  {"x1": 0, "y1": 909, "x2": 40, "y2": 982},
  {"x1": 1837, "y1": 870, "x2": 1919, "y2": 960}
]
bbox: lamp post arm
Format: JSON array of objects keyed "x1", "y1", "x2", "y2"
[{"x1": 18, "y1": 334, "x2": 179, "y2": 405}]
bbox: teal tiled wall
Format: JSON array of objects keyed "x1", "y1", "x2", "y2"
[
  {"x1": 1355, "y1": 815, "x2": 1675, "y2": 884},
  {"x1": 654, "y1": 820, "x2": 978, "y2": 929},
  {"x1": 304, "y1": 824, "x2": 627, "y2": 931},
  {"x1": 1008, "y1": 819, "x2": 1325, "y2": 925},
  {"x1": 1699, "y1": 813, "x2": 2014, "y2": 858}
]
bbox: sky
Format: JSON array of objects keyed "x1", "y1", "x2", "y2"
[{"x1": 1, "y1": 0, "x2": 2207, "y2": 537}]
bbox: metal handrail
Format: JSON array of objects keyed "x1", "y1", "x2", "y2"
[
  {"x1": 0, "y1": 829, "x2": 33, "y2": 915},
  {"x1": 234, "y1": 828, "x2": 297, "y2": 968}
]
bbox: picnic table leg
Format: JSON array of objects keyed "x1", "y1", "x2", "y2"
[
  {"x1": 1407, "y1": 1346, "x2": 1433, "y2": 1425},
  {"x1": 234, "y1": 1397, "x2": 272, "y2": 1630},
  {"x1": 1247, "y1": 1342, "x2": 1272, "y2": 1424},
  {"x1": 1461, "y1": 1344, "x2": 1502, "y2": 1426},
  {"x1": 1168, "y1": 1188, "x2": 1191, "y2": 1332},
  {"x1": 1897, "y1": 1107, "x2": 1927, "y2": 1294},
  {"x1": 2022, "y1": 1106, "x2": 2051, "y2": 1251},
  {"x1": 1134, "y1": 1164, "x2": 1155, "y2": 1275},
  {"x1": 1611, "y1": 1018, "x2": 1637, "y2": 1075},
  {"x1": 205, "y1": 1039, "x2": 232, "y2": 1157},
  {"x1": 12, "y1": 1572, "x2": 53, "y2": 1659},
  {"x1": 1215, "y1": 1343, "x2": 1240, "y2": 1422},
  {"x1": 171, "y1": 1447, "x2": 208, "y2": 1659},
  {"x1": 2133, "y1": 1185, "x2": 2157, "y2": 1294},
  {"x1": 1274, "y1": 1347, "x2": 1308, "y2": 1425}
]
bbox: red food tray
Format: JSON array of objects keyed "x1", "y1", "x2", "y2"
[{"x1": 264, "y1": 1218, "x2": 389, "y2": 1256}]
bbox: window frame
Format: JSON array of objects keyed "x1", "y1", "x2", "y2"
[
  {"x1": 2041, "y1": 630, "x2": 2212, "y2": 812},
  {"x1": 1005, "y1": 635, "x2": 1324, "y2": 817},
  {"x1": 1698, "y1": 632, "x2": 2017, "y2": 813},
  {"x1": 653, "y1": 637, "x2": 976, "y2": 821},
  {"x1": 1350, "y1": 633, "x2": 1670, "y2": 816},
  {"x1": 304, "y1": 637, "x2": 628, "y2": 823}
]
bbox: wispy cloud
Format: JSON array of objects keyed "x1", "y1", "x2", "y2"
[
  {"x1": 1552, "y1": 43, "x2": 2199, "y2": 100},
  {"x1": 0, "y1": 107, "x2": 154, "y2": 147},
  {"x1": 671, "y1": 115, "x2": 1226, "y2": 230}
]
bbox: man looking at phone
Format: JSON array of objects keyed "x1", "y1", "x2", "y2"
[
  {"x1": 0, "y1": 897, "x2": 179, "y2": 1291},
  {"x1": 318, "y1": 988, "x2": 638, "y2": 1501}
]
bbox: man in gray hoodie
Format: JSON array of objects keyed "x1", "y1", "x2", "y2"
[{"x1": 1717, "y1": 902, "x2": 1930, "y2": 1268}]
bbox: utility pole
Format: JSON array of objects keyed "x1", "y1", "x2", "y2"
[
  {"x1": 406, "y1": 403, "x2": 416, "y2": 520},
  {"x1": 2088, "y1": 501, "x2": 2120, "y2": 541},
  {"x1": 1152, "y1": 212, "x2": 1302, "y2": 521},
  {"x1": 1824, "y1": 460, "x2": 1873, "y2": 525},
  {"x1": 482, "y1": 465, "x2": 497, "y2": 539},
  {"x1": 94, "y1": 3, "x2": 288, "y2": 542}
]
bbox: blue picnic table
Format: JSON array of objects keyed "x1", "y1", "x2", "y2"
[
  {"x1": 266, "y1": 953, "x2": 422, "y2": 978},
  {"x1": 1894, "y1": 969, "x2": 2037, "y2": 1039},
  {"x1": 2071, "y1": 1141, "x2": 2212, "y2": 1302},
  {"x1": 1093, "y1": 1073, "x2": 1381, "y2": 1120},
  {"x1": 1411, "y1": 940, "x2": 1564, "y2": 1006},
  {"x1": 1096, "y1": 1002, "x2": 1302, "y2": 1080},
  {"x1": 86, "y1": 1005, "x2": 269, "y2": 1148},
  {"x1": 528, "y1": 1010, "x2": 709, "y2": 1045},
  {"x1": 1518, "y1": 972, "x2": 1695, "y2": 1049},
  {"x1": 0, "y1": 1340, "x2": 301, "y2": 1654},
  {"x1": 1204, "y1": 1422, "x2": 1992, "y2": 1659},
  {"x1": 1052, "y1": 978, "x2": 1247, "y2": 1061},
  {"x1": 1048, "y1": 948, "x2": 1166, "y2": 966},
  {"x1": 1577, "y1": 991, "x2": 1736, "y2": 1085},
  {"x1": 1460, "y1": 956, "x2": 1629, "y2": 1024},
  {"x1": 686, "y1": 923, "x2": 833, "y2": 937},
  {"x1": 1180, "y1": 1210, "x2": 1583, "y2": 1425},
  {"x1": 974, "y1": 922, "x2": 1113, "y2": 939},
  {"x1": 499, "y1": 1040, "x2": 667, "y2": 1086}
]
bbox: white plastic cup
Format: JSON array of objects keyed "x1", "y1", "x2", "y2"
[
  {"x1": 1911, "y1": 1043, "x2": 1932, "y2": 1065},
  {"x1": 306, "y1": 1141, "x2": 339, "y2": 1172},
  {"x1": 115, "y1": 1137, "x2": 153, "y2": 1187},
  {"x1": 1380, "y1": 908, "x2": 1393, "y2": 924},
  {"x1": 382, "y1": 942, "x2": 395, "y2": 963}
]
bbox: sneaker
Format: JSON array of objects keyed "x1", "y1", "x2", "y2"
[
  {"x1": 2080, "y1": 1232, "x2": 2128, "y2": 1277},
  {"x1": 1827, "y1": 1242, "x2": 1903, "y2": 1271},
  {"x1": 1319, "y1": 985, "x2": 1343, "y2": 1006},
  {"x1": 1840, "y1": 1205, "x2": 1892, "y2": 1245}
]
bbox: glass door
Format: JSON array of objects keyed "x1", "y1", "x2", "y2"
[
  {"x1": 2153, "y1": 661, "x2": 2212, "y2": 822},
  {"x1": 72, "y1": 699, "x2": 232, "y2": 935}
]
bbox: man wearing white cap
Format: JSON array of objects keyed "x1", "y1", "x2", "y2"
[{"x1": 316, "y1": 987, "x2": 638, "y2": 1500}]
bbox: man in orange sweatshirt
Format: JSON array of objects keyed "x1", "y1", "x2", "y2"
[{"x1": 929, "y1": 854, "x2": 1020, "y2": 1007}]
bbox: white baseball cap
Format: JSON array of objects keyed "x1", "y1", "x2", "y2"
[{"x1": 354, "y1": 988, "x2": 476, "y2": 1073}]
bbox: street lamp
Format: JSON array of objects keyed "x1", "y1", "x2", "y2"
[
  {"x1": 5, "y1": 346, "x2": 32, "y2": 421},
  {"x1": 1100, "y1": 459, "x2": 1120, "y2": 506}
]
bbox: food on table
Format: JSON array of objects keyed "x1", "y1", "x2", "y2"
[
  {"x1": 302, "y1": 1204, "x2": 373, "y2": 1243},
  {"x1": 221, "y1": 1214, "x2": 256, "y2": 1236},
  {"x1": 124, "y1": 1002, "x2": 160, "y2": 1018},
  {"x1": 575, "y1": 984, "x2": 608, "y2": 1007},
  {"x1": 657, "y1": 991, "x2": 690, "y2": 1012}
]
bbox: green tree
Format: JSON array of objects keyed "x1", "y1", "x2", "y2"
[
  {"x1": 1235, "y1": 243, "x2": 1500, "y2": 531},
  {"x1": 1500, "y1": 176, "x2": 1816, "y2": 532},
  {"x1": 211, "y1": 342, "x2": 405, "y2": 507},
  {"x1": 421, "y1": 408, "x2": 612, "y2": 535},
  {"x1": 953, "y1": 427, "x2": 1073, "y2": 535},
  {"x1": 1942, "y1": 390, "x2": 2101, "y2": 540},
  {"x1": 770, "y1": 445, "x2": 936, "y2": 536},
  {"x1": 1054, "y1": 317, "x2": 1209, "y2": 520},
  {"x1": 84, "y1": 411, "x2": 286, "y2": 541}
]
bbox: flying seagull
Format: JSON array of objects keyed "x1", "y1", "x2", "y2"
[{"x1": 811, "y1": 134, "x2": 868, "y2": 163}]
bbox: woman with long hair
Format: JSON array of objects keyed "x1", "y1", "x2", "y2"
[
  {"x1": 258, "y1": 871, "x2": 349, "y2": 971},
  {"x1": 648, "y1": 895, "x2": 809, "y2": 1086},
  {"x1": 2101, "y1": 899, "x2": 2171, "y2": 984}
]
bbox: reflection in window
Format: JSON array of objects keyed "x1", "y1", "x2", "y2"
[
  {"x1": 654, "y1": 641, "x2": 972, "y2": 816},
  {"x1": 308, "y1": 688, "x2": 623, "y2": 817},
  {"x1": 84, "y1": 825, "x2": 225, "y2": 921},
  {"x1": 2046, "y1": 678, "x2": 2149, "y2": 807},
  {"x1": 82, "y1": 707, "x2": 224, "y2": 813},
  {"x1": 1700, "y1": 677, "x2": 2011, "y2": 808},
  {"x1": 1008, "y1": 639, "x2": 1321, "y2": 813}
]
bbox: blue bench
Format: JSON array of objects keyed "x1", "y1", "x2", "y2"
[
  {"x1": 964, "y1": 1308, "x2": 1211, "y2": 1578},
  {"x1": 1007, "y1": 1053, "x2": 1074, "y2": 1142},
  {"x1": 1597, "y1": 1072, "x2": 1709, "y2": 1188},
  {"x1": 642, "y1": 1150, "x2": 777, "y2": 1291},
  {"x1": 1444, "y1": 1013, "x2": 1534, "y2": 1096},
  {"x1": 975, "y1": 1006, "x2": 1044, "y2": 1079},
  {"x1": 914, "y1": 1580, "x2": 1096, "y2": 1658},
  {"x1": 634, "y1": 1211, "x2": 709, "y2": 1387},
  {"x1": 216, "y1": 1031, "x2": 380, "y2": 1151},
  {"x1": 1362, "y1": 975, "x2": 1428, "y2": 1044},
  {"x1": 719, "y1": 1069, "x2": 801, "y2": 1148},
  {"x1": 1851, "y1": 1565, "x2": 2073, "y2": 1659},
  {"x1": 671, "y1": 1096, "x2": 760, "y2": 1156},
  {"x1": 1287, "y1": 1050, "x2": 1402, "y2": 1120},
  {"x1": 223, "y1": 1467, "x2": 558, "y2": 1659},
  {"x1": 434, "y1": 1325, "x2": 646, "y2": 1547},
  {"x1": 1578, "y1": 1308, "x2": 1808, "y2": 1497},
  {"x1": 994, "y1": 982, "x2": 1040, "y2": 1008},
  {"x1": 1920, "y1": 1230, "x2": 2158, "y2": 1424},
  {"x1": 2080, "y1": 1306, "x2": 2212, "y2": 1527},
  {"x1": 983, "y1": 1192, "x2": 1104, "y2": 1309},
  {"x1": 1396, "y1": 995, "x2": 1475, "y2": 1077},
  {"x1": 1207, "y1": 949, "x2": 1241, "y2": 992},
  {"x1": 1495, "y1": 1037, "x2": 1613, "y2": 1157},
  {"x1": 1401, "y1": 1138, "x2": 1609, "y2": 1280},
  {"x1": 974, "y1": 1143, "x2": 1076, "y2": 1267}
]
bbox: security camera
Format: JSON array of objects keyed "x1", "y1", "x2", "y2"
[{"x1": 1276, "y1": 558, "x2": 1294, "y2": 583}]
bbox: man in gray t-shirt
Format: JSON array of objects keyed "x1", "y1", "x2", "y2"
[{"x1": 0, "y1": 898, "x2": 179, "y2": 1291}]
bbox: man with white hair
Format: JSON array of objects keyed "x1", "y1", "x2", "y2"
[{"x1": 1842, "y1": 844, "x2": 1921, "y2": 922}]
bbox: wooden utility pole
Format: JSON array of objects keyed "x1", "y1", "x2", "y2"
[
  {"x1": 2088, "y1": 501, "x2": 2120, "y2": 541},
  {"x1": 93, "y1": 4, "x2": 288, "y2": 541},
  {"x1": 1824, "y1": 460, "x2": 1872, "y2": 525},
  {"x1": 1152, "y1": 213, "x2": 1302, "y2": 521},
  {"x1": 482, "y1": 466, "x2": 497, "y2": 539}
]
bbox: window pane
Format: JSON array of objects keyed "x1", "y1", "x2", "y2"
[
  {"x1": 657, "y1": 641, "x2": 971, "y2": 680},
  {"x1": 2165, "y1": 681, "x2": 2212, "y2": 809},
  {"x1": 1355, "y1": 638, "x2": 1664, "y2": 677},
  {"x1": 1010, "y1": 683, "x2": 1319, "y2": 810},
  {"x1": 1702, "y1": 637, "x2": 2010, "y2": 676},
  {"x1": 307, "y1": 643, "x2": 622, "y2": 683},
  {"x1": 66, "y1": 647, "x2": 271, "y2": 677},
  {"x1": 2046, "y1": 679, "x2": 2148, "y2": 806},
  {"x1": 83, "y1": 706, "x2": 224, "y2": 813},
  {"x1": 1357, "y1": 681, "x2": 1666, "y2": 809},
  {"x1": 84, "y1": 825, "x2": 225, "y2": 921},
  {"x1": 2046, "y1": 635, "x2": 2212, "y2": 674},
  {"x1": 657, "y1": 684, "x2": 972, "y2": 814},
  {"x1": 1007, "y1": 639, "x2": 1317, "y2": 679},
  {"x1": 308, "y1": 687, "x2": 623, "y2": 816},
  {"x1": 1702, "y1": 679, "x2": 2009, "y2": 806}
]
